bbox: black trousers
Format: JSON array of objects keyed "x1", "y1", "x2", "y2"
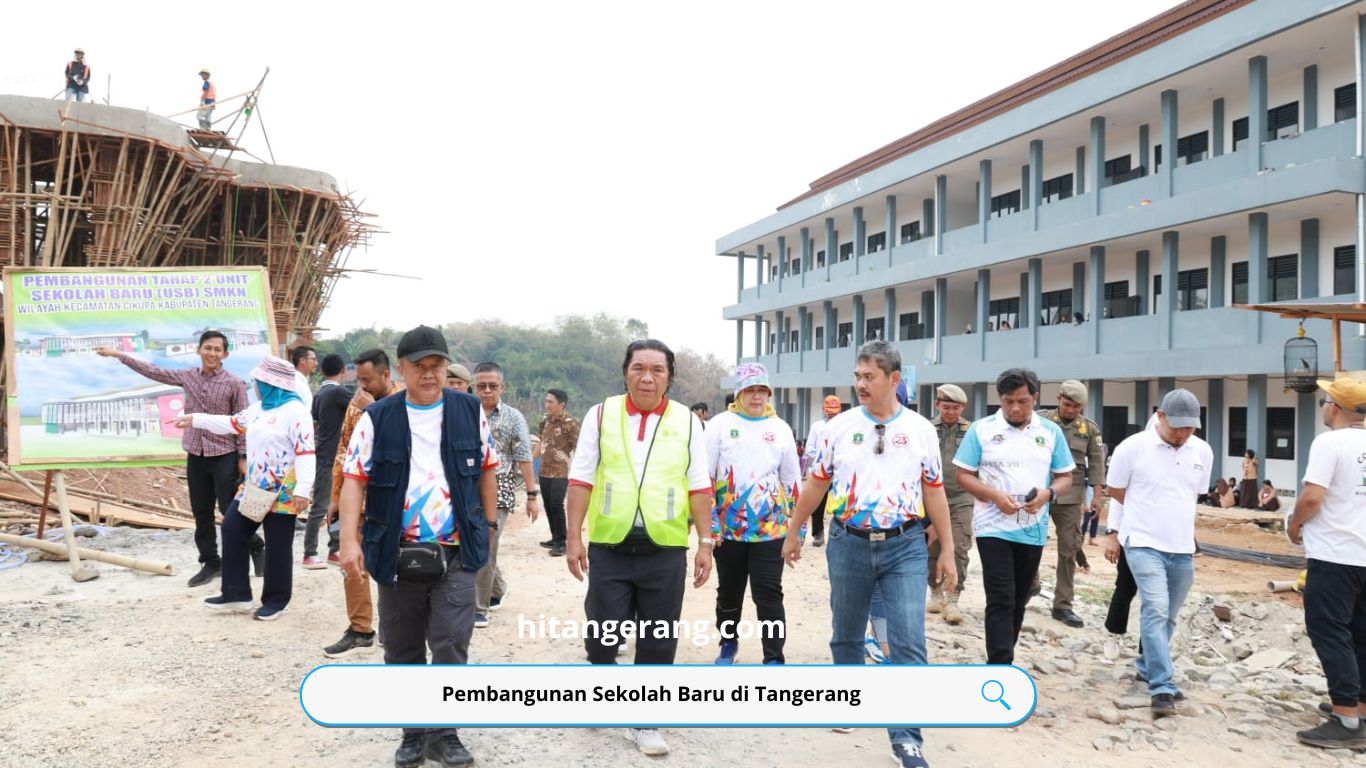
[
  {"x1": 714, "y1": 538, "x2": 786, "y2": 662},
  {"x1": 811, "y1": 489, "x2": 828, "y2": 538},
  {"x1": 977, "y1": 537, "x2": 1043, "y2": 665},
  {"x1": 1105, "y1": 547, "x2": 1140, "y2": 635},
  {"x1": 1304, "y1": 558, "x2": 1366, "y2": 707},
  {"x1": 185, "y1": 452, "x2": 240, "y2": 567},
  {"x1": 539, "y1": 476, "x2": 568, "y2": 544},
  {"x1": 584, "y1": 544, "x2": 686, "y2": 664},
  {"x1": 220, "y1": 501, "x2": 294, "y2": 610}
]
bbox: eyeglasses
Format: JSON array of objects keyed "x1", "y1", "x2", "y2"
[
  {"x1": 475, "y1": 383, "x2": 500, "y2": 391},
  {"x1": 873, "y1": 424, "x2": 886, "y2": 455},
  {"x1": 1321, "y1": 397, "x2": 1336, "y2": 409}
]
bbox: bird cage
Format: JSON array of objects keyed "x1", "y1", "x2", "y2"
[{"x1": 1284, "y1": 323, "x2": 1318, "y2": 393}]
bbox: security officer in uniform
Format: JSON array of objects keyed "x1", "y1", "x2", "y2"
[
  {"x1": 1036, "y1": 379, "x2": 1106, "y2": 628},
  {"x1": 928, "y1": 383, "x2": 974, "y2": 624}
]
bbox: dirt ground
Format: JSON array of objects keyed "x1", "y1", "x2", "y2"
[{"x1": 0, "y1": 503, "x2": 1357, "y2": 768}]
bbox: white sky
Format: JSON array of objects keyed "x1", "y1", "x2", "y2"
[{"x1": 5, "y1": 0, "x2": 1181, "y2": 359}]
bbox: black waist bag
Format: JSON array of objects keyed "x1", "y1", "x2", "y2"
[{"x1": 396, "y1": 541, "x2": 447, "y2": 584}]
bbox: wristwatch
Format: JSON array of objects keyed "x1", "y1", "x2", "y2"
[
  {"x1": 526, "y1": 491, "x2": 539, "y2": 498},
  {"x1": 487, "y1": 520, "x2": 500, "y2": 530}
]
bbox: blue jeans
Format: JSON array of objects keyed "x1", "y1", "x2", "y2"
[
  {"x1": 1124, "y1": 545, "x2": 1194, "y2": 696},
  {"x1": 65, "y1": 88, "x2": 86, "y2": 102},
  {"x1": 827, "y1": 520, "x2": 927, "y2": 747}
]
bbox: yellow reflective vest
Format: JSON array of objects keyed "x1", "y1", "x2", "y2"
[{"x1": 587, "y1": 395, "x2": 693, "y2": 546}]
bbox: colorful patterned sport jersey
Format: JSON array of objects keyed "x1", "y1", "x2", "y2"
[
  {"x1": 952, "y1": 410, "x2": 1075, "y2": 545},
  {"x1": 704, "y1": 409, "x2": 800, "y2": 541},
  {"x1": 810, "y1": 405, "x2": 942, "y2": 530}
]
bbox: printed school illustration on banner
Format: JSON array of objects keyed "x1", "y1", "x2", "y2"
[{"x1": 4, "y1": 267, "x2": 278, "y2": 467}]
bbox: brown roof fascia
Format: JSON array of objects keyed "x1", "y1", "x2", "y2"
[{"x1": 778, "y1": 0, "x2": 1254, "y2": 211}]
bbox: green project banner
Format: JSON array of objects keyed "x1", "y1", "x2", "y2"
[{"x1": 4, "y1": 267, "x2": 279, "y2": 469}]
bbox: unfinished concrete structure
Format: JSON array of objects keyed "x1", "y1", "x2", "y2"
[{"x1": 0, "y1": 95, "x2": 369, "y2": 342}]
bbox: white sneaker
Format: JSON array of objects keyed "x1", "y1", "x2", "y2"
[
  {"x1": 1103, "y1": 634, "x2": 1120, "y2": 660},
  {"x1": 626, "y1": 728, "x2": 670, "y2": 755}
]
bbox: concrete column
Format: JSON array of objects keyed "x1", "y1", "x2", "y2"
[
  {"x1": 1249, "y1": 211, "x2": 1269, "y2": 343},
  {"x1": 1089, "y1": 246, "x2": 1105, "y2": 355},
  {"x1": 764, "y1": 243, "x2": 775, "y2": 294},
  {"x1": 1075, "y1": 145, "x2": 1086, "y2": 195},
  {"x1": 1135, "y1": 380, "x2": 1150, "y2": 430},
  {"x1": 1020, "y1": 164, "x2": 1030, "y2": 210},
  {"x1": 1160, "y1": 231, "x2": 1178, "y2": 349},
  {"x1": 777, "y1": 236, "x2": 786, "y2": 282},
  {"x1": 1160, "y1": 90, "x2": 1177, "y2": 198},
  {"x1": 1249, "y1": 55, "x2": 1268, "y2": 172},
  {"x1": 934, "y1": 175, "x2": 947, "y2": 255},
  {"x1": 753, "y1": 314, "x2": 763, "y2": 359},
  {"x1": 1210, "y1": 236, "x2": 1227, "y2": 308},
  {"x1": 798, "y1": 307, "x2": 809, "y2": 353},
  {"x1": 934, "y1": 277, "x2": 947, "y2": 364},
  {"x1": 1208, "y1": 379, "x2": 1225, "y2": 460},
  {"x1": 1213, "y1": 98, "x2": 1225, "y2": 157},
  {"x1": 775, "y1": 310, "x2": 786, "y2": 355},
  {"x1": 1359, "y1": 16, "x2": 1366, "y2": 158},
  {"x1": 884, "y1": 195, "x2": 897, "y2": 267},
  {"x1": 853, "y1": 207, "x2": 866, "y2": 275},
  {"x1": 853, "y1": 294, "x2": 865, "y2": 347},
  {"x1": 1027, "y1": 258, "x2": 1042, "y2": 357},
  {"x1": 1297, "y1": 390, "x2": 1316, "y2": 482},
  {"x1": 1073, "y1": 262, "x2": 1086, "y2": 320},
  {"x1": 1304, "y1": 65, "x2": 1319, "y2": 132},
  {"x1": 978, "y1": 160, "x2": 992, "y2": 243},
  {"x1": 823, "y1": 301, "x2": 834, "y2": 366},
  {"x1": 735, "y1": 252, "x2": 745, "y2": 302},
  {"x1": 800, "y1": 226, "x2": 811, "y2": 276},
  {"x1": 1018, "y1": 272, "x2": 1030, "y2": 329},
  {"x1": 1302, "y1": 218, "x2": 1320, "y2": 299},
  {"x1": 976, "y1": 269, "x2": 990, "y2": 360},
  {"x1": 824, "y1": 217, "x2": 835, "y2": 280},
  {"x1": 972, "y1": 382, "x2": 989, "y2": 419},
  {"x1": 1089, "y1": 117, "x2": 1106, "y2": 215},
  {"x1": 1247, "y1": 374, "x2": 1267, "y2": 485},
  {"x1": 884, "y1": 288, "x2": 896, "y2": 342},
  {"x1": 1136, "y1": 250, "x2": 1150, "y2": 315},
  {"x1": 735, "y1": 320, "x2": 744, "y2": 364},
  {"x1": 919, "y1": 385, "x2": 934, "y2": 416},
  {"x1": 1139, "y1": 124, "x2": 1150, "y2": 173},
  {"x1": 922, "y1": 198, "x2": 934, "y2": 238},
  {"x1": 1158, "y1": 377, "x2": 1176, "y2": 401},
  {"x1": 921, "y1": 289, "x2": 935, "y2": 339},
  {"x1": 1029, "y1": 139, "x2": 1043, "y2": 231},
  {"x1": 1087, "y1": 378, "x2": 1105, "y2": 425}
]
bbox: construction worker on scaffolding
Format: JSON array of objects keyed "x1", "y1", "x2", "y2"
[
  {"x1": 64, "y1": 48, "x2": 89, "y2": 102},
  {"x1": 198, "y1": 68, "x2": 216, "y2": 131}
]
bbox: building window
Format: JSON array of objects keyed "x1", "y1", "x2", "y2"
[
  {"x1": 1232, "y1": 117, "x2": 1248, "y2": 152},
  {"x1": 1176, "y1": 131, "x2": 1209, "y2": 165},
  {"x1": 1268, "y1": 101, "x2": 1299, "y2": 140},
  {"x1": 767, "y1": 333, "x2": 775, "y2": 355},
  {"x1": 899, "y1": 312, "x2": 921, "y2": 341},
  {"x1": 867, "y1": 231, "x2": 886, "y2": 253},
  {"x1": 900, "y1": 221, "x2": 922, "y2": 244},
  {"x1": 816, "y1": 249, "x2": 826, "y2": 268},
  {"x1": 769, "y1": 264, "x2": 777, "y2": 281},
  {"x1": 1104, "y1": 155, "x2": 1131, "y2": 181},
  {"x1": 1232, "y1": 261, "x2": 1249, "y2": 305},
  {"x1": 815, "y1": 326, "x2": 824, "y2": 351},
  {"x1": 1104, "y1": 280, "x2": 1138, "y2": 318},
  {"x1": 987, "y1": 297, "x2": 1020, "y2": 330},
  {"x1": 1267, "y1": 407, "x2": 1295, "y2": 460},
  {"x1": 1101, "y1": 405, "x2": 1130, "y2": 449},
  {"x1": 1041, "y1": 174, "x2": 1073, "y2": 203},
  {"x1": 837, "y1": 322, "x2": 853, "y2": 348},
  {"x1": 1336, "y1": 83, "x2": 1356, "y2": 123},
  {"x1": 1040, "y1": 288, "x2": 1072, "y2": 325},
  {"x1": 865, "y1": 317, "x2": 885, "y2": 342},
  {"x1": 1335, "y1": 245, "x2": 1357, "y2": 295},
  {"x1": 838, "y1": 242, "x2": 853, "y2": 262},
  {"x1": 790, "y1": 258, "x2": 801, "y2": 275},
  {"x1": 990, "y1": 190, "x2": 1021, "y2": 218},
  {"x1": 789, "y1": 329, "x2": 799, "y2": 350},
  {"x1": 1229, "y1": 407, "x2": 1246, "y2": 457},
  {"x1": 1177, "y1": 268, "x2": 1209, "y2": 311},
  {"x1": 1268, "y1": 254, "x2": 1298, "y2": 302}
]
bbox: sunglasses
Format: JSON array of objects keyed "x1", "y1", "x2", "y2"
[{"x1": 873, "y1": 424, "x2": 886, "y2": 455}]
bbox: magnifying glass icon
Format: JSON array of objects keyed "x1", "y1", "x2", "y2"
[{"x1": 981, "y1": 679, "x2": 1011, "y2": 711}]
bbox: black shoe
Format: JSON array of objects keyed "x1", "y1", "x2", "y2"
[
  {"x1": 1151, "y1": 693, "x2": 1177, "y2": 718},
  {"x1": 1298, "y1": 717, "x2": 1366, "y2": 749},
  {"x1": 811, "y1": 534, "x2": 824, "y2": 548},
  {"x1": 394, "y1": 733, "x2": 425, "y2": 768},
  {"x1": 323, "y1": 628, "x2": 376, "y2": 659},
  {"x1": 1051, "y1": 608, "x2": 1084, "y2": 628},
  {"x1": 1320, "y1": 701, "x2": 1335, "y2": 715},
  {"x1": 425, "y1": 732, "x2": 475, "y2": 766},
  {"x1": 549, "y1": 544, "x2": 566, "y2": 557},
  {"x1": 250, "y1": 549, "x2": 265, "y2": 578},
  {"x1": 187, "y1": 564, "x2": 220, "y2": 588},
  {"x1": 539, "y1": 539, "x2": 556, "y2": 548}
]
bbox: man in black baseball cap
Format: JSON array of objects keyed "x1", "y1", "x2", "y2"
[{"x1": 397, "y1": 325, "x2": 452, "y2": 363}]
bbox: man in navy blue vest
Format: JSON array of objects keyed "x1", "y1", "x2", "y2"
[{"x1": 339, "y1": 325, "x2": 499, "y2": 768}]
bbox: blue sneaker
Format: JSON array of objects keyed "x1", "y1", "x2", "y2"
[
  {"x1": 864, "y1": 633, "x2": 888, "y2": 664},
  {"x1": 891, "y1": 742, "x2": 929, "y2": 768},
  {"x1": 763, "y1": 659, "x2": 783, "y2": 665},
  {"x1": 715, "y1": 640, "x2": 738, "y2": 665}
]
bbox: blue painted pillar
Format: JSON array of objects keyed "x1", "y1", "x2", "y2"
[
  {"x1": 978, "y1": 160, "x2": 992, "y2": 242},
  {"x1": 1302, "y1": 218, "x2": 1320, "y2": 299},
  {"x1": 972, "y1": 382, "x2": 988, "y2": 419},
  {"x1": 1135, "y1": 380, "x2": 1150, "y2": 430},
  {"x1": 1210, "y1": 236, "x2": 1227, "y2": 308},
  {"x1": 824, "y1": 217, "x2": 835, "y2": 280},
  {"x1": 776, "y1": 236, "x2": 786, "y2": 282},
  {"x1": 1158, "y1": 377, "x2": 1176, "y2": 401},
  {"x1": 1087, "y1": 378, "x2": 1105, "y2": 426},
  {"x1": 1249, "y1": 212, "x2": 1269, "y2": 344},
  {"x1": 1020, "y1": 164, "x2": 1030, "y2": 210},
  {"x1": 1029, "y1": 139, "x2": 1043, "y2": 231},
  {"x1": 922, "y1": 198, "x2": 934, "y2": 238},
  {"x1": 774, "y1": 309, "x2": 785, "y2": 367},
  {"x1": 1208, "y1": 379, "x2": 1224, "y2": 460},
  {"x1": 1304, "y1": 65, "x2": 1318, "y2": 132},
  {"x1": 1247, "y1": 374, "x2": 1267, "y2": 485},
  {"x1": 753, "y1": 314, "x2": 763, "y2": 359},
  {"x1": 1019, "y1": 272, "x2": 1030, "y2": 329},
  {"x1": 765, "y1": 243, "x2": 775, "y2": 294},
  {"x1": 1160, "y1": 231, "x2": 1178, "y2": 349},
  {"x1": 853, "y1": 294, "x2": 865, "y2": 347},
  {"x1": 1160, "y1": 90, "x2": 1177, "y2": 198},
  {"x1": 823, "y1": 301, "x2": 834, "y2": 366},
  {"x1": 1213, "y1": 98, "x2": 1225, "y2": 157},
  {"x1": 1297, "y1": 390, "x2": 1316, "y2": 482},
  {"x1": 798, "y1": 307, "x2": 809, "y2": 353},
  {"x1": 735, "y1": 251, "x2": 745, "y2": 302},
  {"x1": 934, "y1": 277, "x2": 948, "y2": 364},
  {"x1": 1027, "y1": 258, "x2": 1042, "y2": 357},
  {"x1": 1136, "y1": 250, "x2": 1150, "y2": 315},
  {"x1": 884, "y1": 288, "x2": 897, "y2": 342},
  {"x1": 1075, "y1": 145, "x2": 1086, "y2": 195},
  {"x1": 1089, "y1": 117, "x2": 1106, "y2": 215},
  {"x1": 853, "y1": 207, "x2": 865, "y2": 276},
  {"x1": 976, "y1": 269, "x2": 991, "y2": 360},
  {"x1": 799, "y1": 226, "x2": 811, "y2": 279},
  {"x1": 921, "y1": 289, "x2": 935, "y2": 339},
  {"x1": 1089, "y1": 245, "x2": 1105, "y2": 354},
  {"x1": 1073, "y1": 261, "x2": 1086, "y2": 320},
  {"x1": 934, "y1": 175, "x2": 947, "y2": 254},
  {"x1": 885, "y1": 195, "x2": 897, "y2": 267},
  {"x1": 919, "y1": 385, "x2": 934, "y2": 416},
  {"x1": 1249, "y1": 55, "x2": 1268, "y2": 172},
  {"x1": 735, "y1": 320, "x2": 743, "y2": 364},
  {"x1": 1138, "y1": 124, "x2": 1150, "y2": 173}
]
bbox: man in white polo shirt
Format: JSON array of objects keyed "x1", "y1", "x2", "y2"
[
  {"x1": 954, "y1": 368, "x2": 1074, "y2": 666},
  {"x1": 1288, "y1": 377, "x2": 1366, "y2": 750},
  {"x1": 1104, "y1": 388, "x2": 1212, "y2": 718}
]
